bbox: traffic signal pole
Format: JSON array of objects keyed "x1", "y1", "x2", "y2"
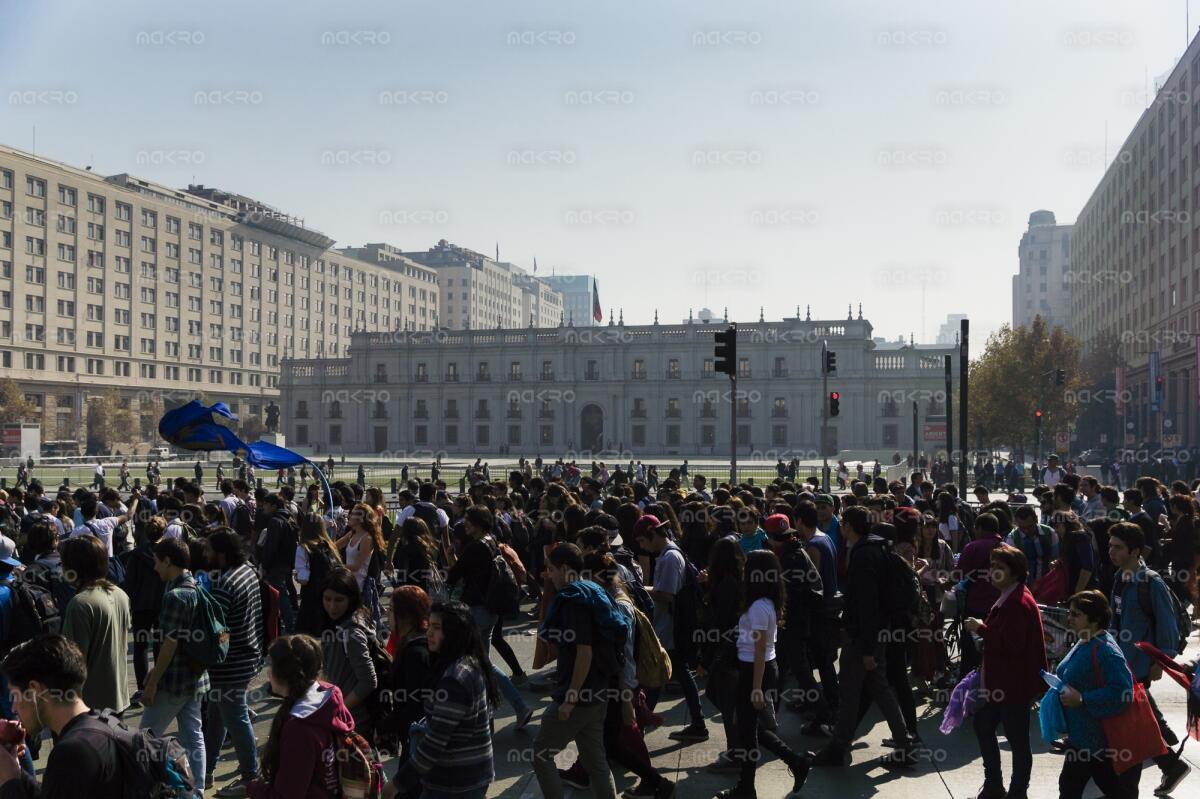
[
  {"x1": 714, "y1": 325, "x2": 738, "y2": 486},
  {"x1": 821, "y1": 340, "x2": 829, "y2": 492},
  {"x1": 730, "y1": 371, "x2": 737, "y2": 486}
]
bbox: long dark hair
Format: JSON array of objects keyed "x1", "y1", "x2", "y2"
[
  {"x1": 741, "y1": 549, "x2": 786, "y2": 627},
  {"x1": 430, "y1": 600, "x2": 498, "y2": 706},
  {"x1": 260, "y1": 635, "x2": 324, "y2": 784},
  {"x1": 706, "y1": 535, "x2": 743, "y2": 598},
  {"x1": 402, "y1": 517, "x2": 439, "y2": 565},
  {"x1": 321, "y1": 567, "x2": 368, "y2": 630}
]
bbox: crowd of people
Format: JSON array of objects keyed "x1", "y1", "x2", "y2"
[{"x1": 0, "y1": 457, "x2": 1195, "y2": 798}]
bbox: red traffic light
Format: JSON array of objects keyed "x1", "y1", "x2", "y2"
[
  {"x1": 1035, "y1": 410, "x2": 1042, "y2": 418},
  {"x1": 830, "y1": 391, "x2": 840, "y2": 400}
]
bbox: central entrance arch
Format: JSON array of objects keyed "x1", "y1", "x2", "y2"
[{"x1": 580, "y1": 404, "x2": 604, "y2": 453}]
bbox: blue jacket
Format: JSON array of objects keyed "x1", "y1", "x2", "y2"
[
  {"x1": 1109, "y1": 563, "x2": 1180, "y2": 680},
  {"x1": 540, "y1": 578, "x2": 632, "y2": 651},
  {"x1": 1054, "y1": 631, "x2": 1133, "y2": 753}
]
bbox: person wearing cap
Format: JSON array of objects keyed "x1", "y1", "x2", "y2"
[
  {"x1": 633, "y1": 516, "x2": 709, "y2": 743},
  {"x1": 733, "y1": 504, "x2": 768, "y2": 555},
  {"x1": 813, "y1": 495, "x2": 840, "y2": 554},
  {"x1": 1041, "y1": 454, "x2": 1064, "y2": 488},
  {"x1": 764, "y1": 513, "x2": 828, "y2": 725}
]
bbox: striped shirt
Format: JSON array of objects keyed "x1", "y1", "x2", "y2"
[
  {"x1": 407, "y1": 656, "x2": 493, "y2": 794},
  {"x1": 207, "y1": 563, "x2": 262, "y2": 688}
]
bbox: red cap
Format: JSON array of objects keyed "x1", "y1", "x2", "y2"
[
  {"x1": 763, "y1": 514, "x2": 794, "y2": 536},
  {"x1": 632, "y1": 515, "x2": 667, "y2": 539}
]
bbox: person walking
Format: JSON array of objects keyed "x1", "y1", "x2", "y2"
[
  {"x1": 1054, "y1": 590, "x2": 1143, "y2": 799},
  {"x1": 714, "y1": 549, "x2": 811, "y2": 799},
  {"x1": 203, "y1": 530, "x2": 264, "y2": 798},
  {"x1": 59, "y1": 536, "x2": 132, "y2": 715},
  {"x1": 319, "y1": 568, "x2": 379, "y2": 740},
  {"x1": 962, "y1": 545, "x2": 1047, "y2": 799}
]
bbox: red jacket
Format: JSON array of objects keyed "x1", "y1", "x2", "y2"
[
  {"x1": 977, "y1": 584, "x2": 1048, "y2": 706},
  {"x1": 248, "y1": 681, "x2": 355, "y2": 799}
]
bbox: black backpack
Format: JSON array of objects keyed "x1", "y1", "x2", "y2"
[
  {"x1": 231, "y1": 502, "x2": 254, "y2": 541},
  {"x1": 411, "y1": 502, "x2": 443, "y2": 538},
  {"x1": 879, "y1": 540, "x2": 923, "y2": 629},
  {"x1": 23, "y1": 561, "x2": 76, "y2": 616},
  {"x1": 85, "y1": 710, "x2": 195, "y2": 798},
  {"x1": 1, "y1": 577, "x2": 62, "y2": 652},
  {"x1": 482, "y1": 536, "x2": 521, "y2": 616},
  {"x1": 671, "y1": 548, "x2": 705, "y2": 658},
  {"x1": 1132, "y1": 570, "x2": 1193, "y2": 654}
]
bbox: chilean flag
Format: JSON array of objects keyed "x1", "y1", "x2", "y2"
[{"x1": 592, "y1": 278, "x2": 602, "y2": 322}]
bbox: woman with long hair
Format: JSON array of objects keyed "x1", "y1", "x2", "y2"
[
  {"x1": 716, "y1": 549, "x2": 810, "y2": 798},
  {"x1": 60, "y1": 534, "x2": 131, "y2": 713},
  {"x1": 294, "y1": 513, "x2": 343, "y2": 636},
  {"x1": 1166, "y1": 494, "x2": 1198, "y2": 611},
  {"x1": 389, "y1": 516, "x2": 444, "y2": 599},
  {"x1": 248, "y1": 635, "x2": 356, "y2": 799},
  {"x1": 704, "y1": 536, "x2": 746, "y2": 773},
  {"x1": 320, "y1": 567, "x2": 379, "y2": 738},
  {"x1": 937, "y1": 492, "x2": 963, "y2": 552},
  {"x1": 335, "y1": 502, "x2": 387, "y2": 629},
  {"x1": 376, "y1": 585, "x2": 432, "y2": 762},
  {"x1": 386, "y1": 601, "x2": 497, "y2": 799},
  {"x1": 678, "y1": 501, "x2": 714, "y2": 570}
]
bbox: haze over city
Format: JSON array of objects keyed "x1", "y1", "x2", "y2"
[{"x1": 2, "y1": 0, "x2": 1194, "y2": 341}]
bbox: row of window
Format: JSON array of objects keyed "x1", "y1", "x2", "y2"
[{"x1": 293, "y1": 423, "x2": 794, "y2": 450}]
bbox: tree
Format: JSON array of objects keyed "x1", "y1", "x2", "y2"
[
  {"x1": 239, "y1": 416, "x2": 265, "y2": 442},
  {"x1": 969, "y1": 317, "x2": 1083, "y2": 453},
  {"x1": 0, "y1": 379, "x2": 37, "y2": 426},
  {"x1": 1074, "y1": 330, "x2": 1126, "y2": 449},
  {"x1": 86, "y1": 389, "x2": 135, "y2": 455}
]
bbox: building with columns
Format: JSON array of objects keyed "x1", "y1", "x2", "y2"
[{"x1": 279, "y1": 312, "x2": 959, "y2": 458}]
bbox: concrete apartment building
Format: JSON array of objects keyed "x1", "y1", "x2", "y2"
[
  {"x1": 374, "y1": 240, "x2": 563, "y2": 330},
  {"x1": 1069, "y1": 29, "x2": 1200, "y2": 446},
  {"x1": 1012, "y1": 210, "x2": 1073, "y2": 331},
  {"x1": 0, "y1": 144, "x2": 438, "y2": 443},
  {"x1": 542, "y1": 274, "x2": 601, "y2": 326},
  {"x1": 279, "y1": 314, "x2": 958, "y2": 458}
]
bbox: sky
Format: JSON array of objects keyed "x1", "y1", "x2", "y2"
[{"x1": 0, "y1": 0, "x2": 1194, "y2": 345}]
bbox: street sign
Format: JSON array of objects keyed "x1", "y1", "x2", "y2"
[
  {"x1": 923, "y1": 423, "x2": 946, "y2": 442},
  {"x1": 1055, "y1": 432, "x2": 1069, "y2": 450}
]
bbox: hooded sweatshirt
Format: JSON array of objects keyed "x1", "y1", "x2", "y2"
[{"x1": 248, "y1": 681, "x2": 355, "y2": 799}]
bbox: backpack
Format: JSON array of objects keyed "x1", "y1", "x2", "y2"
[
  {"x1": 879, "y1": 541, "x2": 923, "y2": 628},
  {"x1": 1133, "y1": 570, "x2": 1192, "y2": 654},
  {"x1": 335, "y1": 729, "x2": 385, "y2": 799},
  {"x1": 257, "y1": 572, "x2": 281, "y2": 650},
  {"x1": 231, "y1": 502, "x2": 254, "y2": 542},
  {"x1": 482, "y1": 536, "x2": 521, "y2": 616},
  {"x1": 956, "y1": 502, "x2": 977, "y2": 540},
  {"x1": 87, "y1": 709, "x2": 195, "y2": 799},
  {"x1": 24, "y1": 560, "x2": 77, "y2": 613},
  {"x1": 305, "y1": 544, "x2": 337, "y2": 594},
  {"x1": 497, "y1": 541, "x2": 527, "y2": 585},
  {"x1": 179, "y1": 581, "x2": 230, "y2": 669},
  {"x1": 671, "y1": 549, "x2": 705, "y2": 657},
  {"x1": 411, "y1": 502, "x2": 443, "y2": 538},
  {"x1": 1, "y1": 578, "x2": 62, "y2": 651},
  {"x1": 629, "y1": 602, "x2": 671, "y2": 688}
]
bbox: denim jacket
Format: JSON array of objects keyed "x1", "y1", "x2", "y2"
[
  {"x1": 1054, "y1": 631, "x2": 1133, "y2": 753},
  {"x1": 1109, "y1": 562, "x2": 1180, "y2": 680}
]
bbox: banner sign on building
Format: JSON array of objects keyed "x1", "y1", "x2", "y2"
[
  {"x1": 923, "y1": 423, "x2": 946, "y2": 442},
  {"x1": 1115, "y1": 367, "x2": 1125, "y2": 417},
  {"x1": 1149, "y1": 351, "x2": 1161, "y2": 412}
]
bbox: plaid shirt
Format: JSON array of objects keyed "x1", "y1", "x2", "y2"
[{"x1": 158, "y1": 571, "x2": 210, "y2": 698}]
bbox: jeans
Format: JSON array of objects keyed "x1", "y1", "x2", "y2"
[
  {"x1": 266, "y1": 571, "x2": 296, "y2": 634},
  {"x1": 734, "y1": 659, "x2": 805, "y2": 787},
  {"x1": 532, "y1": 701, "x2": 616, "y2": 799},
  {"x1": 645, "y1": 649, "x2": 705, "y2": 727},
  {"x1": 1059, "y1": 748, "x2": 1142, "y2": 799},
  {"x1": 140, "y1": 691, "x2": 206, "y2": 796},
  {"x1": 470, "y1": 605, "x2": 529, "y2": 716},
  {"x1": 972, "y1": 702, "x2": 1032, "y2": 795},
  {"x1": 203, "y1": 684, "x2": 259, "y2": 781}
]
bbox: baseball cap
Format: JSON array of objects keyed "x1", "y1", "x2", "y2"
[
  {"x1": 814, "y1": 494, "x2": 834, "y2": 507},
  {"x1": 632, "y1": 515, "x2": 669, "y2": 539},
  {"x1": 763, "y1": 514, "x2": 794, "y2": 537},
  {"x1": 0, "y1": 535, "x2": 22, "y2": 569}
]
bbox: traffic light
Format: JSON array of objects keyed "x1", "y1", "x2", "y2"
[
  {"x1": 1034, "y1": 409, "x2": 1042, "y2": 419},
  {"x1": 829, "y1": 391, "x2": 840, "y2": 417},
  {"x1": 824, "y1": 350, "x2": 837, "y2": 375},
  {"x1": 1055, "y1": 369, "x2": 1065, "y2": 386},
  {"x1": 714, "y1": 327, "x2": 737, "y2": 376}
]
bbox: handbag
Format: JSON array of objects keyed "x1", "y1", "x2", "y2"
[
  {"x1": 1090, "y1": 645, "x2": 1167, "y2": 774},
  {"x1": 1031, "y1": 559, "x2": 1069, "y2": 605}
]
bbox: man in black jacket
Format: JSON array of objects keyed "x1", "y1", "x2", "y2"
[
  {"x1": 256, "y1": 493, "x2": 298, "y2": 633},
  {"x1": 0, "y1": 636, "x2": 126, "y2": 798},
  {"x1": 812, "y1": 506, "x2": 915, "y2": 769}
]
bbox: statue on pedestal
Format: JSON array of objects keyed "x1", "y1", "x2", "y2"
[{"x1": 265, "y1": 401, "x2": 280, "y2": 434}]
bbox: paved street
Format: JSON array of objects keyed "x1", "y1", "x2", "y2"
[{"x1": 30, "y1": 600, "x2": 1197, "y2": 799}]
